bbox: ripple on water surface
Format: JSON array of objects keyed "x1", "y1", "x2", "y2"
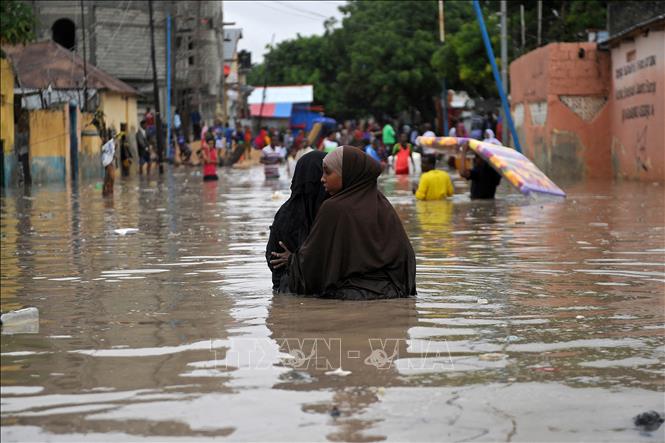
[{"x1": 1, "y1": 169, "x2": 663, "y2": 441}]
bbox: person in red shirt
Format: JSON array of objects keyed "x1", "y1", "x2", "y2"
[
  {"x1": 392, "y1": 133, "x2": 414, "y2": 175},
  {"x1": 201, "y1": 131, "x2": 218, "y2": 181}
]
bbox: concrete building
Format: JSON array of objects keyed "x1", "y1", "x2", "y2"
[
  {"x1": 509, "y1": 42, "x2": 612, "y2": 180},
  {"x1": 605, "y1": 1, "x2": 665, "y2": 181},
  {"x1": 29, "y1": 0, "x2": 243, "y2": 129},
  {"x1": 509, "y1": 2, "x2": 664, "y2": 182},
  {"x1": 2, "y1": 41, "x2": 138, "y2": 185}
]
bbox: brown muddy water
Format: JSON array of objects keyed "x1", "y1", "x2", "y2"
[{"x1": 1, "y1": 165, "x2": 664, "y2": 442}]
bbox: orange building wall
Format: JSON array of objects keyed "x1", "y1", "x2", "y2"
[
  {"x1": 609, "y1": 28, "x2": 665, "y2": 181},
  {"x1": 510, "y1": 42, "x2": 612, "y2": 181},
  {"x1": 511, "y1": 35, "x2": 664, "y2": 182}
]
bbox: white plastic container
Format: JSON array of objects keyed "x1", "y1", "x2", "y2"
[{"x1": 1, "y1": 307, "x2": 39, "y2": 334}]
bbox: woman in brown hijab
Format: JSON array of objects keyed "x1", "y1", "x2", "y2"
[{"x1": 271, "y1": 146, "x2": 416, "y2": 300}]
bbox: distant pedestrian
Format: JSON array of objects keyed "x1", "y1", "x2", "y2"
[
  {"x1": 382, "y1": 120, "x2": 396, "y2": 150},
  {"x1": 15, "y1": 112, "x2": 31, "y2": 185},
  {"x1": 414, "y1": 154, "x2": 454, "y2": 201},
  {"x1": 254, "y1": 128, "x2": 269, "y2": 150},
  {"x1": 392, "y1": 133, "x2": 414, "y2": 175},
  {"x1": 483, "y1": 129, "x2": 501, "y2": 146},
  {"x1": 261, "y1": 138, "x2": 283, "y2": 179},
  {"x1": 470, "y1": 114, "x2": 484, "y2": 140},
  {"x1": 421, "y1": 123, "x2": 435, "y2": 138},
  {"x1": 364, "y1": 138, "x2": 381, "y2": 164},
  {"x1": 201, "y1": 131, "x2": 219, "y2": 181},
  {"x1": 136, "y1": 120, "x2": 151, "y2": 175},
  {"x1": 144, "y1": 107, "x2": 155, "y2": 140},
  {"x1": 101, "y1": 130, "x2": 116, "y2": 196},
  {"x1": 173, "y1": 108, "x2": 182, "y2": 135},
  {"x1": 459, "y1": 141, "x2": 501, "y2": 199},
  {"x1": 321, "y1": 131, "x2": 339, "y2": 153},
  {"x1": 454, "y1": 121, "x2": 468, "y2": 137},
  {"x1": 483, "y1": 111, "x2": 497, "y2": 134},
  {"x1": 191, "y1": 110, "x2": 202, "y2": 140},
  {"x1": 119, "y1": 124, "x2": 132, "y2": 177}
]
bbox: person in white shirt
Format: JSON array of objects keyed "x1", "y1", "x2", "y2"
[
  {"x1": 173, "y1": 109, "x2": 182, "y2": 134},
  {"x1": 321, "y1": 132, "x2": 339, "y2": 153},
  {"x1": 421, "y1": 122, "x2": 436, "y2": 138}
]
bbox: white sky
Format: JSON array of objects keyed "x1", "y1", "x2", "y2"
[{"x1": 224, "y1": 1, "x2": 347, "y2": 64}]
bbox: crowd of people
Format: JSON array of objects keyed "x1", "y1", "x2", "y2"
[
  {"x1": 99, "y1": 107, "x2": 504, "y2": 205},
  {"x1": 263, "y1": 114, "x2": 506, "y2": 301},
  {"x1": 96, "y1": 107, "x2": 505, "y2": 299}
]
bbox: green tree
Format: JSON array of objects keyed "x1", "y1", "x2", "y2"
[
  {"x1": 0, "y1": 0, "x2": 35, "y2": 46},
  {"x1": 249, "y1": 0, "x2": 609, "y2": 121}
]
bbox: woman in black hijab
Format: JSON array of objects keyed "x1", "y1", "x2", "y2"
[
  {"x1": 271, "y1": 146, "x2": 416, "y2": 300},
  {"x1": 266, "y1": 150, "x2": 328, "y2": 292}
]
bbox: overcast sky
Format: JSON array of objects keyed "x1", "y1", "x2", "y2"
[{"x1": 224, "y1": 1, "x2": 347, "y2": 64}]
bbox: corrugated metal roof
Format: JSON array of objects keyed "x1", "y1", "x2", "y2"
[
  {"x1": 2, "y1": 40, "x2": 138, "y2": 95},
  {"x1": 247, "y1": 85, "x2": 313, "y2": 104},
  {"x1": 224, "y1": 28, "x2": 242, "y2": 59}
]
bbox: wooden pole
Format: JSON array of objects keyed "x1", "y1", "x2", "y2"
[
  {"x1": 438, "y1": 0, "x2": 445, "y2": 43},
  {"x1": 520, "y1": 4, "x2": 525, "y2": 50},
  {"x1": 149, "y1": 0, "x2": 165, "y2": 173},
  {"x1": 80, "y1": 0, "x2": 88, "y2": 111},
  {"x1": 537, "y1": 0, "x2": 542, "y2": 46},
  {"x1": 501, "y1": 0, "x2": 509, "y2": 144}
]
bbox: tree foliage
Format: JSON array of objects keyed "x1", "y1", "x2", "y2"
[
  {"x1": 249, "y1": 0, "x2": 609, "y2": 121},
  {"x1": 0, "y1": 0, "x2": 36, "y2": 46}
]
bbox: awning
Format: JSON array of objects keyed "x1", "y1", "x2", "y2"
[{"x1": 249, "y1": 103, "x2": 293, "y2": 118}]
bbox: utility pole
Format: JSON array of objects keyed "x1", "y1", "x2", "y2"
[
  {"x1": 80, "y1": 0, "x2": 88, "y2": 111},
  {"x1": 501, "y1": 0, "x2": 509, "y2": 144},
  {"x1": 149, "y1": 0, "x2": 165, "y2": 173},
  {"x1": 439, "y1": 0, "x2": 447, "y2": 136},
  {"x1": 166, "y1": 11, "x2": 172, "y2": 161},
  {"x1": 520, "y1": 4, "x2": 525, "y2": 50},
  {"x1": 216, "y1": 1, "x2": 226, "y2": 125},
  {"x1": 195, "y1": 1, "x2": 202, "y2": 121},
  {"x1": 537, "y1": 0, "x2": 543, "y2": 46},
  {"x1": 438, "y1": 0, "x2": 445, "y2": 43},
  {"x1": 171, "y1": 2, "x2": 178, "y2": 118},
  {"x1": 257, "y1": 34, "x2": 275, "y2": 133}
]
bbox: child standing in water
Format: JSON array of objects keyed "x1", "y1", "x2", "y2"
[
  {"x1": 261, "y1": 138, "x2": 283, "y2": 179},
  {"x1": 101, "y1": 129, "x2": 117, "y2": 196},
  {"x1": 201, "y1": 131, "x2": 219, "y2": 181}
]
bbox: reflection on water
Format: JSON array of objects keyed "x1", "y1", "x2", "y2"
[{"x1": 1, "y1": 167, "x2": 664, "y2": 442}]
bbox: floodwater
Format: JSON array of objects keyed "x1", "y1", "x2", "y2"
[{"x1": 1, "y1": 165, "x2": 664, "y2": 442}]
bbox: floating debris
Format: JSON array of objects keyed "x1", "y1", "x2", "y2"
[
  {"x1": 634, "y1": 411, "x2": 664, "y2": 432},
  {"x1": 1, "y1": 307, "x2": 39, "y2": 335},
  {"x1": 114, "y1": 228, "x2": 139, "y2": 235},
  {"x1": 325, "y1": 367, "x2": 351, "y2": 376},
  {"x1": 479, "y1": 353, "x2": 507, "y2": 361}
]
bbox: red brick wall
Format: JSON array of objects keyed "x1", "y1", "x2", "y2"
[
  {"x1": 511, "y1": 37, "x2": 664, "y2": 182},
  {"x1": 510, "y1": 42, "x2": 613, "y2": 180}
]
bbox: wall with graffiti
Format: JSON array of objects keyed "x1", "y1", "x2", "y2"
[{"x1": 609, "y1": 28, "x2": 664, "y2": 181}]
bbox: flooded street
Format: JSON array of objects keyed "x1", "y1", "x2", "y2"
[{"x1": 1, "y1": 165, "x2": 664, "y2": 442}]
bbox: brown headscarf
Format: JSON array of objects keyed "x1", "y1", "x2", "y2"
[{"x1": 288, "y1": 146, "x2": 416, "y2": 298}]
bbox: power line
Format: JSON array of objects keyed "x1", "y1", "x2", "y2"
[
  {"x1": 273, "y1": 1, "x2": 330, "y2": 19},
  {"x1": 254, "y1": 1, "x2": 326, "y2": 23}
]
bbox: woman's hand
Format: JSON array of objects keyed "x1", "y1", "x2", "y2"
[{"x1": 270, "y1": 241, "x2": 292, "y2": 269}]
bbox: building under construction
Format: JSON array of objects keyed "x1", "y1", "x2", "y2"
[{"x1": 29, "y1": 0, "x2": 247, "y2": 132}]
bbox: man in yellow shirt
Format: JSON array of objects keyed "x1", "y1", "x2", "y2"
[{"x1": 414, "y1": 155, "x2": 454, "y2": 200}]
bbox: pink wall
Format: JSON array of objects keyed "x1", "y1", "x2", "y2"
[
  {"x1": 510, "y1": 42, "x2": 612, "y2": 180},
  {"x1": 609, "y1": 29, "x2": 665, "y2": 181},
  {"x1": 510, "y1": 34, "x2": 665, "y2": 182}
]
